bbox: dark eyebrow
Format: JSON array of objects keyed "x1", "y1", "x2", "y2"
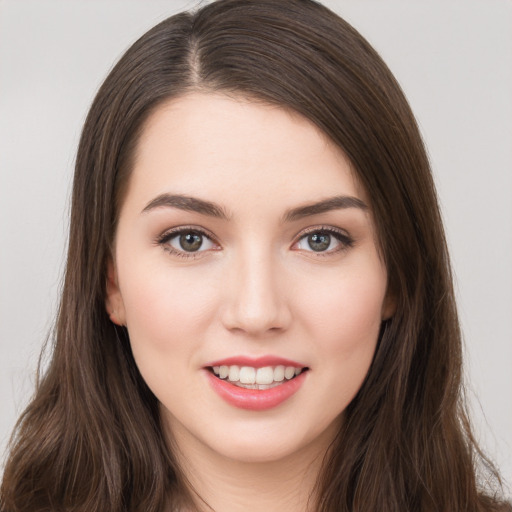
[
  {"x1": 284, "y1": 195, "x2": 368, "y2": 222},
  {"x1": 141, "y1": 193, "x2": 230, "y2": 219}
]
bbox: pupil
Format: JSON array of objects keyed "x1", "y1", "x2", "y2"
[
  {"x1": 180, "y1": 232, "x2": 202, "y2": 252},
  {"x1": 308, "y1": 232, "x2": 330, "y2": 251}
]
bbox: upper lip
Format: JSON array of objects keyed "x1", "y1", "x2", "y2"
[{"x1": 204, "y1": 355, "x2": 307, "y2": 369}]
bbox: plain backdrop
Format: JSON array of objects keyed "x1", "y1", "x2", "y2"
[{"x1": 1, "y1": 0, "x2": 511, "y2": 492}]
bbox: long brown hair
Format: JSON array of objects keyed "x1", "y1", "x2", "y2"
[{"x1": 1, "y1": 1, "x2": 509, "y2": 511}]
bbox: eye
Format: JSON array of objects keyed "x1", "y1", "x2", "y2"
[
  {"x1": 157, "y1": 227, "x2": 218, "y2": 257},
  {"x1": 294, "y1": 228, "x2": 353, "y2": 254}
]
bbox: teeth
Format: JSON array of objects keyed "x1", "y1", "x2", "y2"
[
  {"x1": 256, "y1": 366, "x2": 274, "y2": 384},
  {"x1": 211, "y1": 364, "x2": 304, "y2": 385},
  {"x1": 239, "y1": 366, "x2": 256, "y2": 384},
  {"x1": 228, "y1": 365, "x2": 240, "y2": 382},
  {"x1": 274, "y1": 365, "x2": 285, "y2": 381},
  {"x1": 284, "y1": 366, "x2": 295, "y2": 380}
]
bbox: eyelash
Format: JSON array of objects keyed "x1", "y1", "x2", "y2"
[
  {"x1": 155, "y1": 226, "x2": 219, "y2": 259},
  {"x1": 155, "y1": 225, "x2": 354, "y2": 259},
  {"x1": 294, "y1": 226, "x2": 354, "y2": 256}
]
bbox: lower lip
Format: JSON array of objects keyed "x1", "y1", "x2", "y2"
[{"x1": 205, "y1": 370, "x2": 307, "y2": 411}]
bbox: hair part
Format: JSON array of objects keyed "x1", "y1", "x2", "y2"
[{"x1": 2, "y1": 1, "x2": 509, "y2": 511}]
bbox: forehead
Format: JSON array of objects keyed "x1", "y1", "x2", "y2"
[{"x1": 126, "y1": 92, "x2": 368, "y2": 213}]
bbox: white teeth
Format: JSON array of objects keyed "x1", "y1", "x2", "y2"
[
  {"x1": 256, "y1": 366, "x2": 274, "y2": 385},
  {"x1": 212, "y1": 364, "x2": 304, "y2": 384},
  {"x1": 228, "y1": 365, "x2": 240, "y2": 382},
  {"x1": 219, "y1": 365, "x2": 229, "y2": 379},
  {"x1": 239, "y1": 366, "x2": 256, "y2": 384},
  {"x1": 274, "y1": 365, "x2": 285, "y2": 381},
  {"x1": 284, "y1": 366, "x2": 295, "y2": 380}
]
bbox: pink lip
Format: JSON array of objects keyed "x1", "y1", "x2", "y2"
[
  {"x1": 204, "y1": 369, "x2": 308, "y2": 411},
  {"x1": 204, "y1": 355, "x2": 306, "y2": 369}
]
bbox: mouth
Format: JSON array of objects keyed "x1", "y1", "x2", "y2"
[
  {"x1": 204, "y1": 357, "x2": 310, "y2": 410},
  {"x1": 208, "y1": 364, "x2": 308, "y2": 390}
]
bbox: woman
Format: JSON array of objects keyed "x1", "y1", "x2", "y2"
[{"x1": 1, "y1": 0, "x2": 510, "y2": 511}]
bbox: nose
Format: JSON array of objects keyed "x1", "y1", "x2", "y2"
[{"x1": 220, "y1": 247, "x2": 292, "y2": 336}]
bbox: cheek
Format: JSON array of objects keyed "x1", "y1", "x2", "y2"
[
  {"x1": 303, "y1": 270, "x2": 386, "y2": 345},
  {"x1": 116, "y1": 261, "x2": 221, "y2": 406},
  {"x1": 296, "y1": 259, "x2": 387, "y2": 398},
  {"x1": 285, "y1": 260, "x2": 387, "y2": 431},
  {"x1": 117, "y1": 258, "x2": 219, "y2": 356}
]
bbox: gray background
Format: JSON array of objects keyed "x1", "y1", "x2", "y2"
[{"x1": 1, "y1": 0, "x2": 511, "y2": 491}]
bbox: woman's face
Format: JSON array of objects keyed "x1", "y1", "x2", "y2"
[{"x1": 107, "y1": 93, "x2": 394, "y2": 464}]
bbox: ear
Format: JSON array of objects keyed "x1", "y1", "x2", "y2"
[
  {"x1": 105, "y1": 257, "x2": 126, "y2": 326},
  {"x1": 381, "y1": 289, "x2": 397, "y2": 321}
]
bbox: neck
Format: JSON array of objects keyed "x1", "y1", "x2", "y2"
[{"x1": 166, "y1": 420, "x2": 337, "y2": 512}]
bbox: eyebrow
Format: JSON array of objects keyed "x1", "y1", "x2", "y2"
[
  {"x1": 283, "y1": 195, "x2": 368, "y2": 221},
  {"x1": 141, "y1": 193, "x2": 230, "y2": 219},
  {"x1": 141, "y1": 193, "x2": 367, "y2": 221}
]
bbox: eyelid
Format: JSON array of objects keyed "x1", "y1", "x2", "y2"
[
  {"x1": 155, "y1": 225, "x2": 220, "y2": 258},
  {"x1": 155, "y1": 224, "x2": 353, "y2": 258},
  {"x1": 292, "y1": 225, "x2": 354, "y2": 254}
]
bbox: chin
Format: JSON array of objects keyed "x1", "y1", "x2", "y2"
[
  {"x1": 212, "y1": 434, "x2": 303, "y2": 464},
  {"x1": 185, "y1": 413, "x2": 342, "y2": 466}
]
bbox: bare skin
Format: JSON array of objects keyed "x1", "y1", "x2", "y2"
[{"x1": 107, "y1": 93, "x2": 394, "y2": 512}]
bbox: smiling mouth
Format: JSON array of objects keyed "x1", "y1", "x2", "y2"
[{"x1": 208, "y1": 365, "x2": 309, "y2": 390}]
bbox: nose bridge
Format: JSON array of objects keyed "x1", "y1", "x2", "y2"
[{"x1": 222, "y1": 241, "x2": 290, "y2": 335}]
